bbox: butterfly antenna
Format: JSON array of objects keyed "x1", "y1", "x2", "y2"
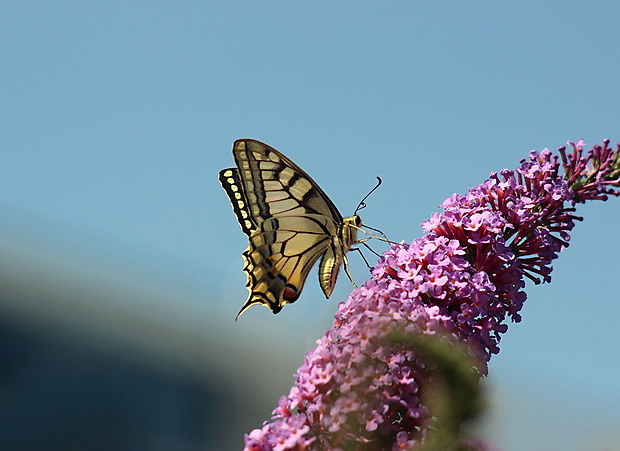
[{"x1": 354, "y1": 176, "x2": 382, "y2": 215}]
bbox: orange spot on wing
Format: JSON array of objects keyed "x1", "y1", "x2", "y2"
[{"x1": 283, "y1": 286, "x2": 298, "y2": 301}]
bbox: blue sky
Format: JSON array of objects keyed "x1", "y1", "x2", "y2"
[{"x1": 2, "y1": 1, "x2": 620, "y2": 449}]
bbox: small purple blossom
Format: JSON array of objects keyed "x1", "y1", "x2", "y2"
[{"x1": 243, "y1": 140, "x2": 620, "y2": 450}]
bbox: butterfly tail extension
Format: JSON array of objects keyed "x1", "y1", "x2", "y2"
[{"x1": 237, "y1": 245, "x2": 291, "y2": 318}]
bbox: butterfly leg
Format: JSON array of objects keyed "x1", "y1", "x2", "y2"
[
  {"x1": 342, "y1": 254, "x2": 358, "y2": 288},
  {"x1": 350, "y1": 247, "x2": 372, "y2": 269},
  {"x1": 361, "y1": 224, "x2": 391, "y2": 242},
  {"x1": 351, "y1": 224, "x2": 397, "y2": 245},
  {"x1": 354, "y1": 235, "x2": 394, "y2": 260}
]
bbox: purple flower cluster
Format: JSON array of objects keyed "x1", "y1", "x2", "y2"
[{"x1": 244, "y1": 140, "x2": 620, "y2": 450}]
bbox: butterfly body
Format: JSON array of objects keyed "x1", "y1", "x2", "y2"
[{"x1": 219, "y1": 139, "x2": 361, "y2": 318}]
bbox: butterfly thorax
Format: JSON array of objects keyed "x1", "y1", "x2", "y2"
[{"x1": 341, "y1": 215, "x2": 362, "y2": 251}]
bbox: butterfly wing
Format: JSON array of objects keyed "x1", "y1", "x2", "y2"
[{"x1": 219, "y1": 139, "x2": 350, "y2": 317}]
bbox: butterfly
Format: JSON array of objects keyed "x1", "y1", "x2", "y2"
[{"x1": 219, "y1": 139, "x2": 365, "y2": 318}]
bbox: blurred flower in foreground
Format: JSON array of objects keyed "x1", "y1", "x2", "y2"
[{"x1": 243, "y1": 140, "x2": 620, "y2": 450}]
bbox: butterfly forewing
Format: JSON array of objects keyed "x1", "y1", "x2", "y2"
[
  {"x1": 220, "y1": 139, "x2": 359, "y2": 318},
  {"x1": 232, "y1": 140, "x2": 343, "y2": 222},
  {"x1": 219, "y1": 168, "x2": 257, "y2": 236}
]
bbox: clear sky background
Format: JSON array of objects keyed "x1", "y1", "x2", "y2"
[{"x1": 1, "y1": 1, "x2": 619, "y2": 450}]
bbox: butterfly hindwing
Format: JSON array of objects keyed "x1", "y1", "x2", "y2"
[
  {"x1": 220, "y1": 139, "x2": 360, "y2": 318},
  {"x1": 241, "y1": 215, "x2": 335, "y2": 315}
]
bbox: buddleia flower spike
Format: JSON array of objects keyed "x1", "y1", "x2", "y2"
[{"x1": 242, "y1": 139, "x2": 620, "y2": 450}]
